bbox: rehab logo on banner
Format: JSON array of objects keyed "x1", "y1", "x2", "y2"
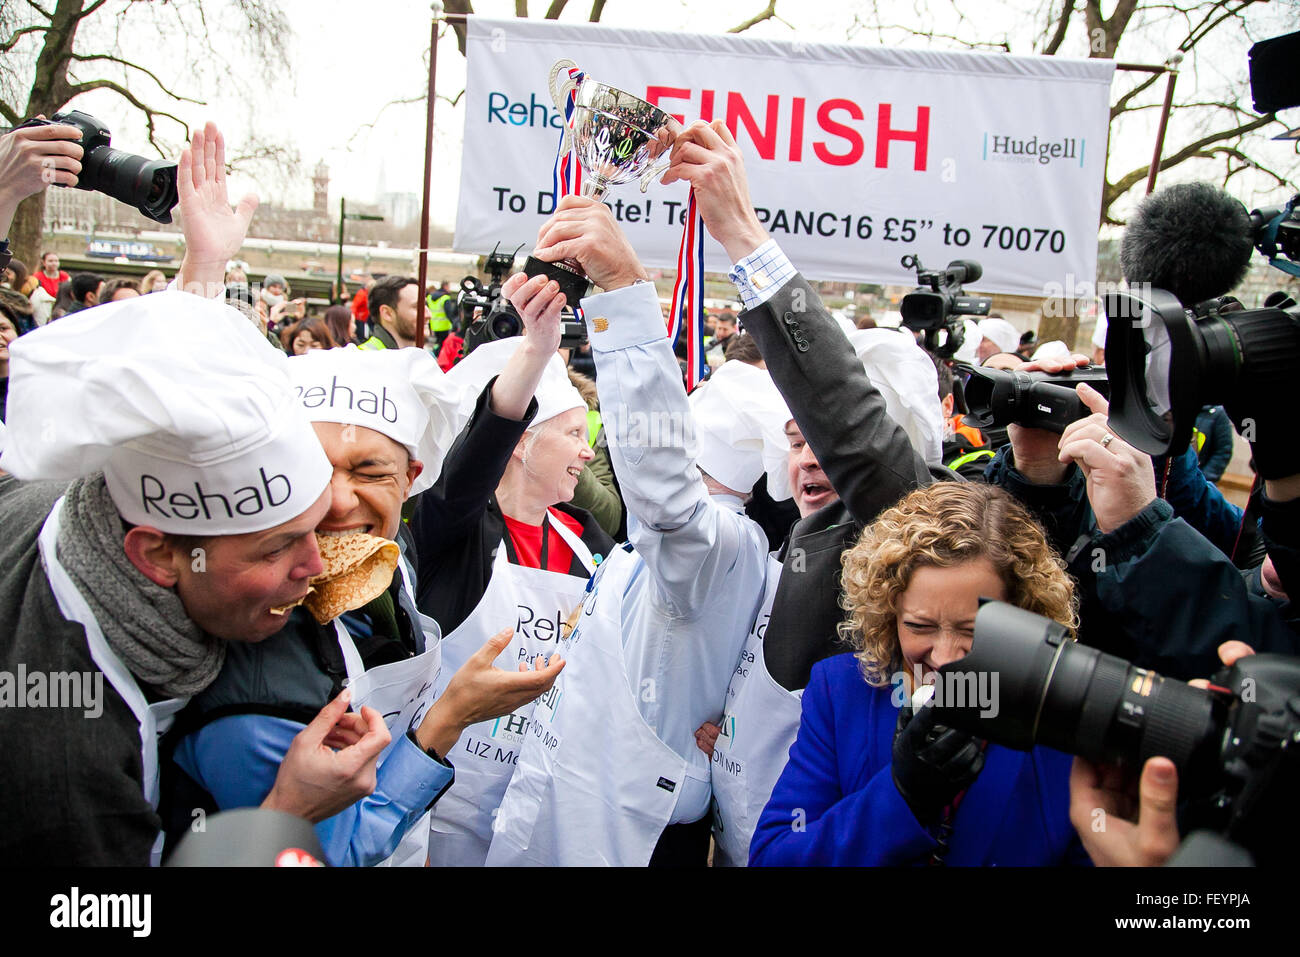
[{"x1": 455, "y1": 18, "x2": 1115, "y2": 296}]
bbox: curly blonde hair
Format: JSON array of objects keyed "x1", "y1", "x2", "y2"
[{"x1": 838, "y1": 483, "x2": 1078, "y2": 687}]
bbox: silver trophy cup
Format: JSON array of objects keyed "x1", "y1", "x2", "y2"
[{"x1": 522, "y1": 60, "x2": 682, "y2": 301}]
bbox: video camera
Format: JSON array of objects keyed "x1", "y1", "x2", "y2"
[
  {"x1": 1103, "y1": 205, "x2": 1300, "y2": 461},
  {"x1": 956, "y1": 363, "x2": 1110, "y2": 434},
  {"x1": 899, "y1": 254, "x2": 992, "y2": 358},
  {"x1": 8, "y1": 110, "x2": 179, "y2": 223},
  {"x1": 934, "y1": 602, "x2": 1300, "y2": 864},
  {"x1": 459, "y1": 242, "x2": 587, "y2": 356}
]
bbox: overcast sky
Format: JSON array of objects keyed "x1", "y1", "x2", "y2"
[{"x1": 45, "y1": 0, "x2": 1300, "y2": 232}]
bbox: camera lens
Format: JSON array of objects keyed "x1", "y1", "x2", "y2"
[
  {"x1": 1106, "y1": 287, "x2": 1300, "y2": 456},
  {"x1": 935, "y1": 602, "x2": 1220, "y2": 775},
  {"x1": 487, "y1": 303, "x2": 521, "y2": 340},
  {"x1": 81, "y1": 146, "x2": 179, "y2": 224}
]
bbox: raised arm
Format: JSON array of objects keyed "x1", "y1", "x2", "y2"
[
  {"x1": 172, "y1": 123, "x2": 259, "y2": 298},
  {"x1": 513, "y1": 195, "x2": 756, "y2": 615},
  {"x1": 662, "y1": 120, "x2": 930, "y2": 524}
]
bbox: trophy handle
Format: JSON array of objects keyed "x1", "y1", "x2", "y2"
[
  {"x1": 638, "y1": 158, "x2": 670, "y2": 193},
  {"x1": 549, "y1": 58, "x2": 581, "y2": 113}
]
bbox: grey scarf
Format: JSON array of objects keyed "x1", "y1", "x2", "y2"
[{"x1": 55, "y1": 474, "x2": 225, "y2": 696}]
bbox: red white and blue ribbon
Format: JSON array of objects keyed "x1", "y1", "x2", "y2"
[
  {"x1": 550, "y1": 65, "x2": 585, "y2": 208},
  {"x1": 669, "y1": 187, "x2": 708, "y2": 389}
]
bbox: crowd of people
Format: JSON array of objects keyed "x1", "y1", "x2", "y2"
[{"x1": 0, "y1": 109, "x2": 1292, "y2": 870}]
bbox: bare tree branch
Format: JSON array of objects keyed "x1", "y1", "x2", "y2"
[
  {"x1": 0, "y1": 98, "x2": 19, "y2": 125},
  {"x1": 515, "y1": 0, "x2": 528, "y2": 16},
  {"x1": 71, "y1": 0, "x2": 111, "y2": 22},
  {"x1": 64, "y1": 77, "x2": 189, "y2": 152},
  {"x1": 544, "y1": 0, "x2": 569, "y2": 17},
  {"x1": 70, "y1": 52, "x2": 206, "y2": 105},
  {"x1": 24, "y1": 1, "x2": 54, "y2": 19},
  {"x1": 1, "y1": 24, "x2": 47, "y2": 53},
  {"x1": 1182, "y1": 0, "x2": 1256, "y2": 52},
  {"x1": 1208, "y1": 146, "x2": 1295, "y2": 191},
  {"x1": 729, "y1": 1, "x2": 777, "y2": 33},
  {"x1": 589, "y1": 0, "x2": 607, "y2": 21},
  {"x1": 1111, "y1": 71, "x2": 1161, "y2": 119},
  {"x1": 1042, "y1": 0, "x2": 1074, "y2": 55},
  {"x1": 1105, "y1": 110, "x2": 1280, "y2": 218}
]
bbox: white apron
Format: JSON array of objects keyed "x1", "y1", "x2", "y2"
[
  {"x1": 37, "y1": 497, "x2": 188, "y2": 867},
  {"x1": 710, "y1": 554, "x2": 804, "y2": 867},
  {"x1": 426, "y1": 512, "x2": 595, "y2": 867},
  {"x1": 333, "y1": 553, "x2": 443, "y2": 867},
  {"x1": 486, "y1": 544, "x2": 709, "y2": 867}
]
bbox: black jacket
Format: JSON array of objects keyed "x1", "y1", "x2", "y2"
[
  {"x1": 411, "y1": 384, "x2": 613, "y2": 634},
  {"x1": 740, "y1": 276, "x2": 938, "y2": 691}
]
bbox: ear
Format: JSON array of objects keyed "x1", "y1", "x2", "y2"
[
  {"x1": 404, "y1": 457, "x2": 425, "y2": 499},
  {"x1": 122, "y1": 526, "x2": 183, "y2": 588},
  {"x1": 941, "y1": 393, "x2": 954, "y2": 417},
  {"x1": 511, "y1": 432, "x2": 530, "y2": 464}
]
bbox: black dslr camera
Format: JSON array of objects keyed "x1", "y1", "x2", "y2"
[
  {"x1": 935, "y1": 602, "x2": 1300, "y2": 864},
  {"x1": 459, "y1": 242, "x2": 586, "y2": 356},
  {"x1": 11, "y1": 110, "x2": 179, "y2": 223},
  {"x1": 899, "y1": 254, "x2": 992, "y2": 358},
  {"x1": 956, "y1": 363, "x2": 1110, "y2": 434}
]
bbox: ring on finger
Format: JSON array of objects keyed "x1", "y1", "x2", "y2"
[{"x1": 1100, "y1": 433, "x2": 1114, "y2": 449}]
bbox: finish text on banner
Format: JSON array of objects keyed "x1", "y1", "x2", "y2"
[{"x1": 454, "y1": 18, "x2": 1115, "y2": 297}]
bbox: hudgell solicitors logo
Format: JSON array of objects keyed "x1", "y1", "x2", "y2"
[{"x1": 983, "y1": 132, "x2": 1085, "y2": 167}]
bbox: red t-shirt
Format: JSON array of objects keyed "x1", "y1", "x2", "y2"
[
  {"x1": 351, "y1": 286, "x2": 369, "y2": 321},
  {"x1": 35, "y1": 270, "x2": 68, "y2": 298},
  {"x1": 502, "y1": 509, "x2": 585, "y2": 573}
]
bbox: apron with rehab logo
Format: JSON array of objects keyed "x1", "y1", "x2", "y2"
[
  {"x1": 486, "y1": 543, "x2": 707, "y2": 867},
  {"x1": 332, "y1": 551, "x2": 443, "y2": 867},
  {"x1": 710, "y1": 553, "x2": 804, "y2": 867},
  {"x1": 426, "y1": 511, "x2": 595, "y2": 867},
  {"x1": 37, "y1": 497, "x2": 188, "y2": 867}
]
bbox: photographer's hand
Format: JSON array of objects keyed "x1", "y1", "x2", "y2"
[
  {"x1": 0, "y1": 120, "x2": 83, "y2": 242},
  {"x1": 1057, "y1": 383, "x2": 1157, "y2": 533},
  {"x1": 1069, "y1": 755, "x2": 1180, "y2": 867},
  {"x1": 1005, "y1": 354, "x2": 1092, "y2": 485},
  {"x1": 174, "y1": 122, "x2": 258, "y2": 298}
]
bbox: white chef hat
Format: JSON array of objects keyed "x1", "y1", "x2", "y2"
[
  {"x1": 288, "y1": 345, "x2": 467, "y2": 495},
  {"x1": 847, "y1": 328, "x2": 944, "y2": 466},
  {"x1": 953, "y1": 318, "x2": 981, "y2": 365},
  {"x1": 0, "y1": 291, "x2": 332, "y2": 535},
  {"x1": 1031, "y1": 340, "x2": 1070, "y2": 362},
  {"x1": 689, "y1": 359, "x2": 793, "y2": 501},
  {"x1": 446, "y1": 337, "x2": 585, "y2": 427},
  {"x1": 977, "y1": 317, "x2": 1021, "y2": 356}
]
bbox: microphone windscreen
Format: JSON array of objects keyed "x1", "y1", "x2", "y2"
[{"x1": 1120, "y1": 182, "x2": 1255, "y2": 304}]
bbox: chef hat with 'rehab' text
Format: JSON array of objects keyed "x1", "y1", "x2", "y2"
[
  {"x1": 287, "y1": 345, "x2": 467, "y2": 495},
  {"x1": 0, "y1": 291, "x2": 332, "y2": 535},
  {"x1": 689, "y1": 359, "x2": 794, "y2": 501},
  {"x1": 446, "y1": 336, "x2": 585, "y2": 427}
]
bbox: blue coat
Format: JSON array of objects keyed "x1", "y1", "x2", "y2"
[{"x1": 750, "y1": 653, "x2": 1090, "y2": 866}]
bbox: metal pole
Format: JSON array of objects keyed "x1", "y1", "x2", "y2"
[
  {"x1": 1145, "y1": 53, "x2": 1183, "y2": 195},
  {"x1": 415, "y1": 5, "x2": 445, "y2": 350},
  {"x1": 336, "y1": 197, "x2": 346, "y2": 304}
]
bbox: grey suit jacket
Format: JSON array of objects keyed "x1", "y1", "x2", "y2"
[{"x1": 740, "y1": 276, "x2": 938, "y2": 690}]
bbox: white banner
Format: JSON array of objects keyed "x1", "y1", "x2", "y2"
[{"x1": 454, "y1": 18, "x2": 1115, "y2": 297}]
